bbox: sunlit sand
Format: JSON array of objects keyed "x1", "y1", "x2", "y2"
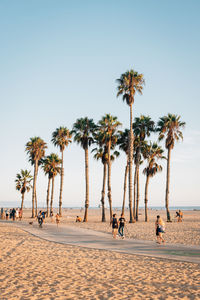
[{"x1": 0, "y1": 209, "x2": 199, "y2": 299}]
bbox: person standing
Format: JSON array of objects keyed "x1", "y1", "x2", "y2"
[
  {"x1": 16, "y1": 208, "x2": 19, "y2": 220},
  {"x1": 178, "y1": 210, "x2": 183, "y2": 222},
  {"x1": 12, "y1": 208, "x2": 16, "y2": 221},
  {"x1": 19, "y1": 209, "x2": 22, "y2": 221},
  {"x1": 155, "y1": 215, "x2": 165, "y2": 244},
  {"x1": 56, "y1": 213, "x2": 60, "y2": 227},
  {"x1": 110, "y1": 214, "x2": 118, "y2": 239},
  {"x1": 118, "y1": 213, "x2": 126, "y2": 238},
  {"x1": 5, "y1": 210, "x2": 9, "y2": 220}
]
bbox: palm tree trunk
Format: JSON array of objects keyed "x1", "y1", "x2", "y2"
[
  {"x1": 21, "y1": 193, "x2": 25, "y2": 211},
  {"x1": 136, "y1": 166, "x2": 140, "y2": 221},
  {"x1": 59, "y1": 150, "x2": 64, "y2": 216},
  {"x1": 35, "y1": 192, "x2": 37, "y2": 216},
  {"x1": 135, "y1": 147, "x2": 140, "y2": 221},
  {"x1": 165, "y1": 147, "x2": 171, "y2": 222},
  {"x1": 101, "y1": 163, "x2": 107, "y2": 222},
  {"x1": 50, "y1": 176, "x2": 55, "y2": 213},
  {"x1": 32, "y1": 160, "x2": 38, "y2": 218},
  {"x1": 107, "y1": 140, "x2": 113, "y2": 220},
  {"x1": 46, "y1": 177, "x2": 51, "y2": 217},
  {"x1": 122, "y1": 159, "x2": 129, "y2": 215},
  {"x1": 35, "y1": 166, "x2": 39, "y2": 216},
  {"x1": 144, "y1": 175, "x2": 150, "y2": 222},
  {"x1": 133, "y1": 166, "x2": 137, "y2": 218},
  {"x1": 129, "y1": 104, "x2": 134, "y2": 223},
  {"x1": 83, "y1": 147, "x2": 89, "y2": 222}
]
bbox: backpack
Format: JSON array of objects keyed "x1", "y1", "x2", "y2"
[{"x1": 112, "y1": 218, "x2": 118, "y2": 229}]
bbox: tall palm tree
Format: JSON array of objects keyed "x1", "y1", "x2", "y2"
[
  {"x1": 72, "y1": 117, "x2": 97, "y2": 222},
  {"x1": 15, "y1": 169, "x2": 33, "y2": 213},
  {"x1": 133, "y1": 115, "x2": 155, "y2": 220},
  {"x1": 25, "y1": 137, "x2": 47, "y2": 217},
  {"x1": 42, "y1": 154, "x2": 61, "y2": 216},
  {"x1": 157, "y1": 114, "x2": 185, "y2": 222},
  {"x1": 92, "y1": 145, "x2": 119, "y2": 222},
  {"x1": 117, "y1": 129, "x2": 129, "y2": 215},
  {"x1": 143, "y1": 143, "x2": 165, "y2": 222},
  {"x1": 116, "y1": 70, "x2": 145, "y2": 222},
  {"x1": 29, "y1": 156, "x2": 43, "y2": 216},
  {"x1": 52, "y1": 127, "x2": 72, "y2": 216},
  {"x1": 98, "y1": 114, "x2": 121, "y2": 220}
]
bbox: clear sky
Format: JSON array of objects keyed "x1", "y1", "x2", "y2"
[{"x1": 0, "y1": 0, "x2": 199, "y2": 208}]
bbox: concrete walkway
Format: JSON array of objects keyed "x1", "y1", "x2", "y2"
[{"x1": 1, "y1": 220, "x2": 200, "y2": 264}]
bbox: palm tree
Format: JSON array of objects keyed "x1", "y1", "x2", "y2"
[
  {"x1": 116, "y1": 70, "x2": 145, "y2": 222},
  {"x1": 72, "y1": 117, "x2": 97, "y2": 222},
  {"x1": 15, "y1": 169, "x2": 33, "y2": 213},
  {"x1": 143, "y1": 143, "x2": 165, "y2": 221},
  {"x1": 42, "y1": 154, "x2": 61, "y2": 216},
  {"x1": 25, "y1": 137, "x2": 47, "y2": 217},
  {"x1": 117, "y1": 129, "x2": 129, "y2": 215},
  {"x1": 133, "y1": 115, "x2": 155, "y2": 220},
  {"x1": 52, "y1": 127, "x2": 72, "y2": 216},
  {"x1": 98, "y1": 114, "x2": 121, "y2": 220},
  {"x1": 157, "y1": 114, "x2": 185, "y2": 222},
  {"x1": 92, "y1": 145, "x2": 119, "y2": 222}
]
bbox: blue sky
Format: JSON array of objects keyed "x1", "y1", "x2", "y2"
[{"x1": 0, "y1": 0, "x2": 199, "y2": 208}]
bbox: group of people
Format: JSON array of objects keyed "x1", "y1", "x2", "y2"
[
  {"x1": 110, "y1": 213, "x2": 126, "y2": 239},
  {"x1": 1, "y1": 206, "x2": 183, "y2": 246},
  {"x1": 110, "y1": 213, "x2": 166, "y2": 244},
  {"x1": 1, "y1": 208, "x2": 22, "y2": 221},
  {"x1": 37, "y1": 210, "x2": 60, "y2": 227}
]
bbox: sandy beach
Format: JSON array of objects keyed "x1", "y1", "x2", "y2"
[
  {"x1": 0, "y1": 223, "x2": 200, "y2": 300},
  {"x1": 0, "y1": 209, "x2": 200, "y2": 299}
]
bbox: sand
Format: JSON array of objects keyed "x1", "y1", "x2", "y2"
[{"x1": 0, "y1": 223, "x2": 200, "y2": 299}]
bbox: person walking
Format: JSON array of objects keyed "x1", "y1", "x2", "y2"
[
  {"x1": 12, "y1": 208, "x2": 16, "y2": 221},
  {"x1": 5, "y1": 210, "x2": 9, "y2": 220},
  {"x1": 118, "y1": 213, "x2": 126, "y2": 238},
  {"x1": 110, "y1": 214, "x2": 118, "y2": 239},
  {"x1": 155, "y1": 215, "x2": 165, "y2": 244},
  {"x1": 56, "y1": 213, "x2": 60, "y2": 227},
  {"x1": 19, "y1": 208, "x2": 22, "y2": 220}
]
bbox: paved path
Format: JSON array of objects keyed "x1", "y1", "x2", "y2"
[{"x1": 1, "y1": 220, "x2": 200, "y2": 264}]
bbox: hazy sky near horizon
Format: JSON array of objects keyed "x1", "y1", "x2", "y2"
[{"x1": 0, "y1": 0, "x2": 200, "y2": 208}]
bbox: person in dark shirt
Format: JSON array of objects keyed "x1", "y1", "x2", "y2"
[
  {"x1": 118, "y1": 213, "x2": 126, "y2": 238},
  {"x1": 12, "y1": 208, "x2": 16, "y2": 221},
  {"x1": 110, "y1": 214, "x2": 118, "y2": 239}
]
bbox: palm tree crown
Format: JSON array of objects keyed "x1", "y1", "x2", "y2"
[
  {"x1": 133, "y1": 115, "x2": 155, "y2": 141},
  {"x1": 25, "y1": 137, "x2": 47, "y2": 161},
  {"x1": 42, "y1": 153, "x2": 61, "y2": 178},
  {"x1": 116, "y1": 69, "x2": 145, "y2": 105},
  {"x1": 15, "y1": 169, "x2": 33, "y2": 211},
  {"x1": 157, "y1": 114, "x2": 185, "y2": 149},
  {"x1": 52, "y1": 127, "x2": 72, "y2": 151},
  {"x1": 72, "y1": 117, "x2": 97, "y2": 149},
  {"x1": 143, "y1": 143, "x2": 165, "y2": 177},
  {"x1": 98, "y1": 114, "x2": 121, "y2": 145},
  {"x1": 15, "y1": 169, "x2": 33, "y2": 195},
  {"x1": 93, "y1": 146, "x2": 119, "y2": 164}
]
